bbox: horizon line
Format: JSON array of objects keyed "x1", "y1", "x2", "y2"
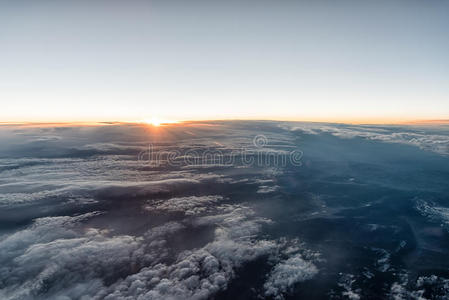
[{"x1": 1, "y1": 118, "x2": 449, "y2": 127}]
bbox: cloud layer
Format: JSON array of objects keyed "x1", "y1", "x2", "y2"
[{"x1": 1, "y1": 121, "x2": 449, "y2": 299}]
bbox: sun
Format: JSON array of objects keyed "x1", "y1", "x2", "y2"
[
  {"x1": 141, "y1": 117, "x2": 178, "y2": 126},
  {"x1": 145, "y1": 118, "x2": 161, "y2": 126}
]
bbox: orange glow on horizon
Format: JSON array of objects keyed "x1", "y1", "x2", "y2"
[
  {"x1": 1, "y1": 117, "x2": 448, "y2": 128},
  {"x1": 140, "y1": 117, "x2": 179, "y2": 127}
]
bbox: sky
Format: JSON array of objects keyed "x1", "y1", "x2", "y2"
[{"x1": 1, "y1": 0, "x2": 448, "y2": 123}]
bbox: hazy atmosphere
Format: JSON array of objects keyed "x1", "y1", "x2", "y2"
[{"x1": 1, "y1": 0, "x2": 449, "y2": 122}]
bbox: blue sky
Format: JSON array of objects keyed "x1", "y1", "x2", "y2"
[{"x1": 1, "y1": 0, "x2": 448, "y2": 122}]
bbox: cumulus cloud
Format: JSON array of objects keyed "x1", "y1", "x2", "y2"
[
  {"x1": 264, "y1": 253, "x2": 318, "y2": 299},
  {"x1": 0, "y1": 213, "x2": 119, "y2": 299},
  {"x1": 0, "y1": 191, "x2": 304, "y2": 300},
  {"x1": 388, "y1": 273, "x2": 449, "y2": 300},
  {"x1": 337, "y1": 274, "x2": 361, "y2": 300},
  {"x1": 96, "y1": 204, "x2": 278, "y2": 300},
  {"x1": 415, "y1": 198, "x2": 449, "y2": 231},
  {"x1": 145, "y1": 195, "x2": 224, "y2": 216},
  {"x1": 0, "y1": 214, "x2": 189, "y2": 300}
]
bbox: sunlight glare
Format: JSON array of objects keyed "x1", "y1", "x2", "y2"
[{"x1": 142, "y1": 117, "x2": 178, "y2": 126}]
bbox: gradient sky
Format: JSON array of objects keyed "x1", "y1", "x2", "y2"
[{"x1": 1, "y1": 0, "x2": 448, "y2": 123}]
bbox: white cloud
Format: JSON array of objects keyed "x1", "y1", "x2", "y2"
[
  {"x1": 257, "y1": 185, "x2": 280, "y2": 194},
  {"x1": 284, "y1": 123, "x2": 449, "y2": 156},
  {"x1": 264, "y1": 253, "x2": 318, "y2": 300},
  {"x1": 415, "y1": 198, "x2": 449, "y2": 231},
  {"x1": 337, "y1": 274, "x2": 361, "y2": 300},
  {"x1": 95, "y1": 205, "x2": 278, "y2": 300},
  {"x1": 145, "y1": 195, "x2": 224, "y2": 216},
  {"x1": 0, "y1": 199, "x2": 290, "y2": 300},
  {"x1": 0, "y1": 214, "x2": 187, "y2": 300},
  {"x1": 371, "y1": 248, "x2": 391, "y2": 272}
]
